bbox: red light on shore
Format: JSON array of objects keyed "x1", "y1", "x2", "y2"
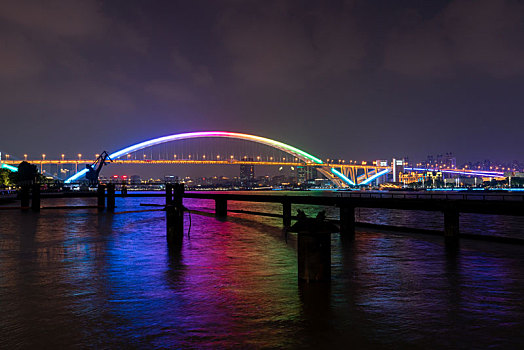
[{"x1": 122, "y1": 176, "x2": 128, "y2": 179}]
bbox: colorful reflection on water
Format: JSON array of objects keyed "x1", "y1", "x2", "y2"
[{"x1": 1, "y1": 195, "x2": 523, "y2": 348}]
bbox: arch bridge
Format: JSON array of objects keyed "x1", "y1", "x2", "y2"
[
  {"x1": 1, "y1": 131, "x2": 506, "y2": 186},
  {"x1": 2, "y1": 132, "x2": 396, "y2": 187}
]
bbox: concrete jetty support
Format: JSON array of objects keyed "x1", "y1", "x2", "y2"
[
  {"x1": 282, "y1": 200, "x2": 292, "y2": 227},
  {"x1": 31, "y1": 183, "x2": 40, "y2": 212},
  {"x1": 165, "y1": 183, "x2": 173, "y2": 205},
  {"x1": 444, "y1": 204, "x2": 460, "y2": 245},
  {"x1": 339, "y1": 204, "x2": 355, "y2": 238},
  {"x1": 297, "y1": 231, "x2": 331, "y2": 282},
  {"x1": 97, "y1": 184, "x2": 106, "y2": 211},
  {"x1": 291, "y1": 210, "x2": 337, "y2": 283},
  {"x1": 215, "y1": 198, "x2": 227, "y2": 218},
  {"x1": 20, "y1": 185, "x2": 30, "y2": 210},
  {"x1": 107, "y1": 183, "x2": 115, "y2": 212},
  {"x1": 166, "y1": 184, "x2": 185, "y2": 244}
]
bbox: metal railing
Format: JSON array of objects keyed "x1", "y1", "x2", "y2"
[{"x1": 339, "y1": 192, "x2": 524, "y2": 201}]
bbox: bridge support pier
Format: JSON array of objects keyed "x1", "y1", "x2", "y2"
[
  {"x1": 339, "y1": 205, "x2": 355, "y2": 238},
  {"x1": 215, "y1": 199, "x2": 227, "y2": 217},
  {"x1": 31, "y1": 183, "x2": 40, "y2": 212},
  {"x1": 107, "y1": 183, "x2": 115, "y2": 212},
  {"x1": 283, "y1": 201, "x2": 292, "y2": 227},
  {"x1": 444, "y1": 206, "x2": 460, "y2": 245},
  {"x1": 97, "y1": 184, "x2": 106, "y2": 210}
]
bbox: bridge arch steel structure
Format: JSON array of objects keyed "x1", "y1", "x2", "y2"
[{"x1": 64, "y1": 131, "x2": 351, "y2": 187}]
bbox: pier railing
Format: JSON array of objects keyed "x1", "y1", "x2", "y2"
[{"x1": 338, "y1": 192, "x2": 524, "y2": 201}]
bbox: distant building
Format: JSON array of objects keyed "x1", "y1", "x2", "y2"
[
  {"x1": 164, "y1": 175, "x2": 179, "y2": 184},
  {"x1": 130, "y1": 175, "x2": 141, "y2": 185},
  {"x1": 240, "y1": 158, "x2": 254, "y2": 185},
  {"x1": 392, "y1": 158, "x2": 404, "y2": 182}
]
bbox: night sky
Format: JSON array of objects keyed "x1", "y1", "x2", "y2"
[{"x1": 1, "y1": 0, "x2": 523, "y2": 163}]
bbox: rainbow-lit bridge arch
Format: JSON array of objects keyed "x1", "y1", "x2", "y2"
[{"x1": 65, "y1": 131, "x2": 352, "y2": 187}]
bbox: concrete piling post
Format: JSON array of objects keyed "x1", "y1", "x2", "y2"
[
  {"x1": 31, "y1": 183, "x2": 40, "y2": 212},
  {"x1": 339, "y1": 205, "x2": 355, "y2": 238},
  {"x1": 20, "y1": 185, "x2": 30, "y2": 210},
  {"x1": 97, "y1": 184, "x2": 106, "y2": 210},
  {"x1": 444, "y1": 205, "x2": 460, "y2": 245},
  {"x1": 174, "y1": 184, "x2": 185, "y2": 235},
  {"x1": 291, "y1": 210, "x2": 336, "y2": 283},
  {"x1": 107, "y1": 183, "x2": 115, "y2": 212},
  {"x1": 215, "y1": 198, "x2": 227, "y2": 217},
  {"x1": 166, "y1": 184, "x2": 184, "y2": 244},
  {"x1": 298, "y1": 231, "x2": 331, "y2": 282},
  {"x1": 283, "y1": 201, "x2": 292, "y2": 227},
  {"x1": 165, "y1": 183, "x2": 173, "y2": 205},
  {"x1": 166, "y1": 204, "x2": 179, "y2": 243},
  {"x1": 173, "y1": 184, "x2": 184, "y2": 209}
]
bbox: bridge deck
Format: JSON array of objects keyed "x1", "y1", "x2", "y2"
[
  {"x1": 37, "y1": 191, "x2": 524, "y2": 216},
  {"x1": 181, "y1": 192, "x2": 524, "y2": 216}
]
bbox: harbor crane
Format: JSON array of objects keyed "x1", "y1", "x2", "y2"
[{"x1": 85, "y1": 151, "x2": 112, "y2": 186}]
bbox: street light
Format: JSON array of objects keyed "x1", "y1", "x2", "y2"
[
  {"x1": 78, "y1": 153, "x2": 82, "y2": 160},
  {"x1": 61, "y1": 154, "x2": 65, "y2": 161},
  {"x1": 6, "y1": 154, "x2": 9, "y2": 160},
  {"x1": 41, "y1": 154, "x2": 46, "y2": 173},
  {"x1": 24, "y1": 154, "x2": 27, "y2": 161}
]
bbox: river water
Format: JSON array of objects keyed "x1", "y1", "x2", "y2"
[{"x1": 1, "y1": 193, "x2": 523, "y2": 349}]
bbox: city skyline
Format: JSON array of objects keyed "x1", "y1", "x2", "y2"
[{"x1": 1, "y1": 0, "x2": 524, "y2": 162}]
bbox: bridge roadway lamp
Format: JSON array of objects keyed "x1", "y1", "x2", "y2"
[{"x1": 64, "y1": 131, "x2": 350, "y2": 185}]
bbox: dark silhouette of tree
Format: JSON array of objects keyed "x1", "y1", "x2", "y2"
[{"x1": 13, "y1": 161, "x2": 39, "y2": 186}]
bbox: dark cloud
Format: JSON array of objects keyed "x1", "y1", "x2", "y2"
[
  {"x1": 1, "y1": 0, "x2": 523, "y2": 164},
  {"x1": 384, "y1": 0, "x2": 524, "y2": 77},
  {"x1": 0, "y1": 0, "x2": 105, "y2": 38},
  {"x1": 218, "y1": 0, "x2": 365, "y2": 89},
  {"x1": 0, "y1": 31, "x2": 44, "y2": 79}
]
